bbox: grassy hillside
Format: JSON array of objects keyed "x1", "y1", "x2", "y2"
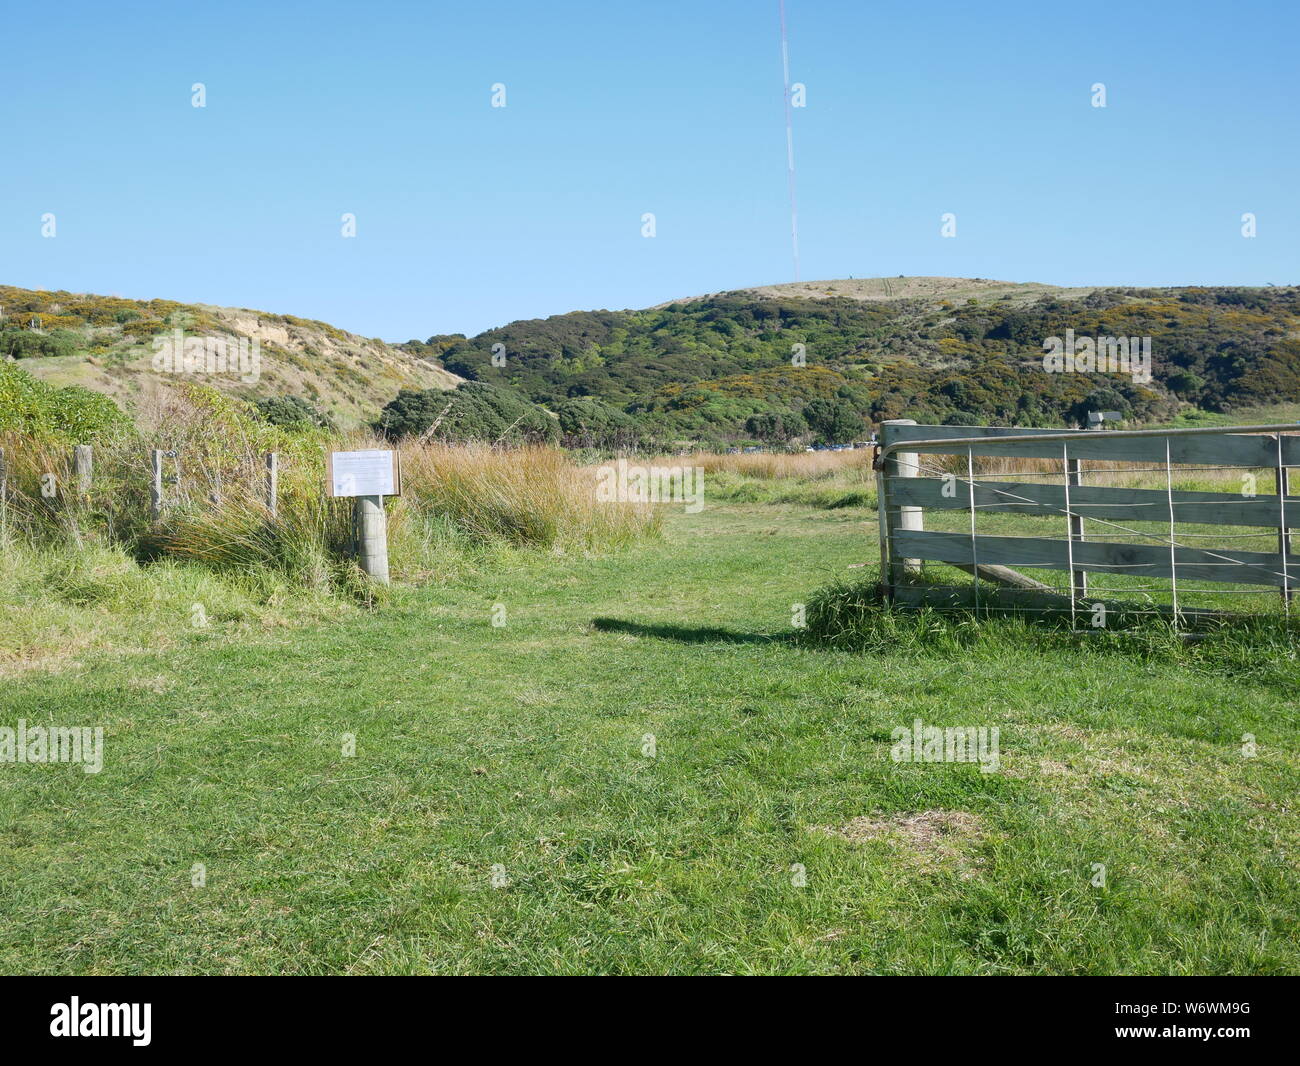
[
  {"x1": 1, "y1": 285, "x2": 460, "y2": 429},
  {"x1": 405, "y1": 277, "x2": 1300, "y2": 445}
]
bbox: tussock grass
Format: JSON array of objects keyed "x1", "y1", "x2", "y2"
[
  {"x1": 0, "y1": 538, "x2": 348, "y2": 675},
  {"x1": 0, "y1": 388, "x2": 659, "y2": 666},
  {"x1": 662, "y1": 449, "x2": 877, "y2": 509},
  {"x1": 802, "y1": 570, "x2": 1300, "y2": 693},
  {"x1": 691, "y1": 449, "x2": 868, "y2": 481},
  {"x1": 1, "y1": 388, "x2": 658, "y2": 602},
  {"x1": 404, "y1": 442, "x2": 657, "y2": 550}
]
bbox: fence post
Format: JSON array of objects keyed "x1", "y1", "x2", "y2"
[
  {"x1": 1067, "y1": 455, "x2": 1087, "y2": 598},
  {"x1": 879, "y1": 419, "x2": 923, "y2": 590},
  {"x1": 354, "y1": 495, "x2": 389, "y2": 584},
  {"x1": 151, "y1": 449, "x2": 164, "y2": 520},
  {"x1": 73, "y1": 444, "x2": 93, "y2": 497},
  {"x1": 1276, "y1": 444, "x2": 1292, "y2": 608},
  {"x1": 266, "y1": 452, "x2": 279, "y2": 517}
]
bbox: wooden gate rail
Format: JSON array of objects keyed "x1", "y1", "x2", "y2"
[{"x1": 873, "y1": 421, "x2": 1300, "y2": 620}]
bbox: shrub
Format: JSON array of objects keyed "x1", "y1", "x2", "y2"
[
  {"x1": 0, "y1": 362, "x2": 131, "y2": 440},
  {"x1": 376, "y1": 382, "x2": 558, "y2": 444},
  {"x1": 745, "y1": 410, "x2": 806, "y2": 442},
  {"x1": 2, "y1": 384, "x2": 656, "y2": 602},
  {"x1": 803, "y1": 398, "x2": 865, "y2": 444},
  {"x1": 254, "y1": 395, "x2": 335, "y2": 431},
  {"x1": 554, "y1": 396, "x2": 638, "y2": 447},
  {"x1": 0, "y1": 328, "x2": 82, "y2": 360}
]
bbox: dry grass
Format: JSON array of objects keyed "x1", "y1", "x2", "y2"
[
  {"x1": 687, "y1": 449, "x2": 870, "y2": 481},
  {"x1": 401, "y1": 441, "x2": 658, "y2": 549},
  {"x1": 1, "y1": 388, "x2": 659, "y2": 600},
  {"x1": 922, "y1": 452, "x2": 1256, "y2": 492},
  {"x1": 814, "y1": 809, "x2": 986, "y2": 873}
]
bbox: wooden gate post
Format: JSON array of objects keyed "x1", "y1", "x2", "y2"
[
  {"x1": 879, "y1": 419, "x2": 923, "y2": 591},
  {"x1": 354, "y1": 495, "x2": 389, "y2": 584}
]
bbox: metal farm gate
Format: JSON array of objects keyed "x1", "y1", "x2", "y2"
[{"x1": 872, "y1": 420, "x2": 1300, "y2": 628}]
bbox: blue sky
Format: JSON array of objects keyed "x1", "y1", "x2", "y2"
[{"x1": 2, "y1": 0, "x2": 1296, "y2": 340}]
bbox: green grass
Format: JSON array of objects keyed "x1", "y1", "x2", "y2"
[
  {"x1": 1168, "y1": 402, "x2": 1300, "y2": 428},
  {"x1": 705, "y1": 468, "x2": 876, "y2": 509},
  {"x1": 1, "y1": 500, "x2": 1298, "y2": 974}
]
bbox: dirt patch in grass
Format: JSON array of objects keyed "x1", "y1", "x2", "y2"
[{"x1": 814, "y1": 809, "x2": 986, "y2": 873}]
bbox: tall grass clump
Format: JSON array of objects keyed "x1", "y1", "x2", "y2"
[
  {"x1": 692, "y1": 449, "x2": 869, "y2": 481},
  {"x1": 2, "y1": 385, "x2": 659, "y2": 605},
  {"x1": 668, "y1": 449, "x2": 875, "y2": 509},
  {"x1": 401, "y1": 442, "x2": 659, "y2": 550},
  {"x1": 802, "y1": 571, "x2": 1300, "y2": 692}
]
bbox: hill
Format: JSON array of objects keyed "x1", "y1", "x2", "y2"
[
  {"x1": 664, "y1": 275, "x2": 1098, "y2": 307},
  {"x1": 1, "y1": 285, "x2": 460, "y2": 428},
  {"x1": 404, "y1": 278, "x2": 1300, "y2": 445}
]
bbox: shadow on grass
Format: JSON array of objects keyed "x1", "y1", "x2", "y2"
[{"x1": 590, "y1": 617, "x2": 789, "y2": 647}]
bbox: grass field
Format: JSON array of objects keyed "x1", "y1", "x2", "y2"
[{"x1": 2, "y1": 491, "x2": 1298, "y2": 975}]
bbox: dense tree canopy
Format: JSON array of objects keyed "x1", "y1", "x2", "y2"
[
  {"x1": 376, "y1": 381, "x2": 558, "y2": 443},
  {"x1": 402, "y1": 286, "x2": 1300, "y2": 443},
  {"x1": 254, "y1": 395, "x2": 335, "y2": 431}
]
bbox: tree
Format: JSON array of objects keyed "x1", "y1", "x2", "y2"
[
  {"x1": 1067, "y1": 386, "x2": 1131, "y2": 427},
  {"x1": 0, "y1": 328, "x2": 81, "y2": 359},
  {"x1": 802, "y1": 398, "x2": 863, "y2": 444},
  {"x1": 745, "y1": 410, "x2": 805, "y2": 442},
  {"x1": 254, "y1": 395, "x2": 334, "y2": 431},
  {"x1": 376, "y1": 382, "x2": 558, "y2": 443},
  {"x1": 1166, "y1": 370, "x2": 1204, "y2": 399}
]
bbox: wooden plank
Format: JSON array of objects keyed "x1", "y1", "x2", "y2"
[
  {"x1": 950, "y1": 562, "x2": 1053, "y2": 590},
  {"x1": 890, "y1": 477, "x2": 1300, "y2": 528},
  {"x1": 893, "y1": 529, "x2": 1300, "y2": 587},
  {"x1": 883, "y1": 423, "x2": 1299, "y2": 468}
]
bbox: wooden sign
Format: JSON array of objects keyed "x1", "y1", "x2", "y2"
[{"x1": 326, "y1": 449, "x2": 401, "y2": 497}]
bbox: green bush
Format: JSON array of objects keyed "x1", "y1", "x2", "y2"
[
  {"x1": 745, "y1": 410, "x2": 806, "y2": 442},
  {"x1": 376, "y1": 381, "x2": 558, "y2": 443},
  {"x1": 0, "y1": 328, "x2": 82, "y2": 360},
  {"x1": 0, "y1": 362, "x2": 131, "y2": 440},
  {"x1": 254, "y1": 395, "x2": 335, "y2": 431},
  {"x1": 554, "y1": 396, "x2": 638, "y2": 446}
]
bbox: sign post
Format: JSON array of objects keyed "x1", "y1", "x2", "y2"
[{"x1": 327, "y1": 449, "x2": 400, "y2": 584}]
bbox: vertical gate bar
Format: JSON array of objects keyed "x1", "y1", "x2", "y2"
[
  {"x1": 1165, "y1": 439, "x2": 1180, "y2": 628},
  {"x1": 1062, "y1": 443, "x2": 1077, "y2": 630},
  {"x1": 880, "y1": 419, "x2": 922, "y2": 591},
  {"x1": 1067, "y1": 453, "x2": 1087, "y2": 599},
  {"x1": 875, "y1": 465, "x2": 892, "y2": 600},
  {"x1": 1276, "y1": 433, "x2": 1291, "y2": 613},
  {"x1": 967, "y1": 446, "x2": 979, "y2": 617}
]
